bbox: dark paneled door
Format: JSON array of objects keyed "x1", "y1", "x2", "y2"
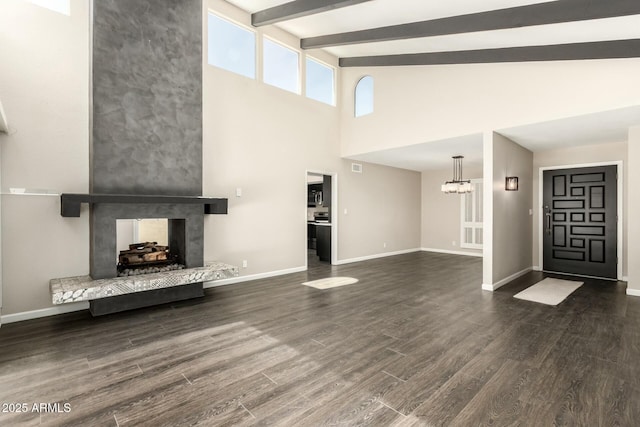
[{"x1": 543, "y1": 166, "x2": 617, "y2": 279}]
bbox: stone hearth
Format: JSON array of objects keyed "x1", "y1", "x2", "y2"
[{"x1": 50, "y1": 262, "x2": 238, "y2": 304}]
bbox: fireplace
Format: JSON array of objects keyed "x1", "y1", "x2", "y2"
[
  {"x1": 90, "y1": 203, "x2": 203, "y2": 280},
  {"x1": 116, "y1": 218, "x2": 186, "y2": 276}
]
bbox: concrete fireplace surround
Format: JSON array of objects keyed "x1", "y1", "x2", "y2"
[{"x1": 48, "y1": 0, "x2": 235, "y2": 316}]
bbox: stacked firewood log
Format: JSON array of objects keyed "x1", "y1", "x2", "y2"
[{"x1": 118, "y1": 242, "x2": 169, "y2": 265}]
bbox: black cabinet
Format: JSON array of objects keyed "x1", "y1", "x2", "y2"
[
  {"x1": 316, "y1": 226, "x2": 331, "y2": 262},
  {"x1": 307, "y1": 223, "x2": 317, "y2": 249},
  {"x1": 322, "y1": 175, "x2": 331, "y2": 208}
]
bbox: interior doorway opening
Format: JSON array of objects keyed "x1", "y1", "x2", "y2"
[{"x1": 306, "y1": 171, "x2": 336, "y2": 267}]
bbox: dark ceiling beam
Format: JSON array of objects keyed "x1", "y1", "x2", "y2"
[
  {"x1": 302, "y1": 0, "x2": 640, "y2": 49},
  {"x1": 251, "y1": 0, "x2": 373, "y2": 27},
  {"x1": 339, "y1": 39, "x2": 640, "y2": 67}
]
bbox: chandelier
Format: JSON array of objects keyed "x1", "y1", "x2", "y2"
[{"x1": 441, "y1": 156, "x2": 473, "y2": 194}]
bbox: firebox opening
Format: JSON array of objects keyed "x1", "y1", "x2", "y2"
[{"x1": 115, "y1": 218, "x2": 186, "y2": 277}]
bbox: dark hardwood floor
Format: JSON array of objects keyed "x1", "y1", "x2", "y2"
[{"x1": 1, "y1": 252, "x2": 639, "y2": 426}]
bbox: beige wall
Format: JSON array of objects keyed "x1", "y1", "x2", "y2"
[
  {"x1": 627, "y1": 129, "x2": 640, "y2": 294},
  {"x1": 340, "y1": 60, "x2": 640, "y2": 157},
  {"x1": 532, "y1": 142, "x2": 628, "y2": 276},
  {"x1": 421, "y1": 165, "x2": 482, "y2": 255},
  {"x1": 202, "y1": 0, "x2": 341, "y2": 275},
  {"x1": 0, "y1": 0, "x2": 90, "y2": 316},
  {"x1": 338, "y1": 160, "x2": 421, "y2": 261},
  {"x1": 484, "y1": 132, "x2": 533, "y2": 288},
  {"x1": 202, "y1": 0, "x2": 422, "y2": 277}
]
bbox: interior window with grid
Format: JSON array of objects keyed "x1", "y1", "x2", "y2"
[{"x1": 461, "y1": 179, "x2": 483, "y2": 249}]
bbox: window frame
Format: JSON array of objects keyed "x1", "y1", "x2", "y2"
[
  {"x1": 262, "y1": 35, "x2": 301, "y2": 94},
  {"x1": 460, "y1": 178, "x2": 483, "y2": 250},
  {"x1": 305, "y1": 56, "x2": 336, "y2": 106},
  {"x1": 354, "y1": 75, "x2": 374, "y2": 117},
  {"x1": 207, "y1": 12, "x2": 257, "y2": 80}
]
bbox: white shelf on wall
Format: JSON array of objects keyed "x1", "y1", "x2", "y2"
[{"x1": 0, "y1": 99, "x2": 8, "y2": 133}]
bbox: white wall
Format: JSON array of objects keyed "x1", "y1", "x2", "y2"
[
  {"x1": 421, "y1": 165, "x2": 482, "y2": 256},
  {"x1": 628, "y1": 128, "x2": 640, "y2": 295},
  {"x1": 340, "y1": 60, "x2": 640, "y2": 157},
  {"x1": 483, "y1": 132, "x2": 533, "y2": 289},
  {"x1": 532, "y1": 142, "x2": 628, "y2": 276},
  {"x1": 0, "y1": 0, "x2": 89, "y2": 316}
]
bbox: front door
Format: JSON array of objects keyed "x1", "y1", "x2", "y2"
[{"x1": 542, "y1": 165, "x2": 617, "y2": 279}]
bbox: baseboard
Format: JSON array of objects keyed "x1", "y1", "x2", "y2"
[
  {"x1": 1, "y1": 267, "x2": 309, "y2": 324},
  {"x1": 626, "y1": 288, "x2": 640, "y2": 297},
  {"x1": 482, "y1": 267, "x2": 533, "y2": 292},
  {"x1": 1, "y1": 302, "x2": 89, "y2": 324},
  {"x1": 532, "y1": 266, "x2": 542, "y2": 271},
  {"x1": 204, "y1": 266, "x2": 307, "y2": 288},
  {"x1": 421, "y1": 248, "x2": 483, "y2": 258},
  {"x1": 333, "y1": 248, "x2": 422, "y2": 265},
  {"x1": 622, "y1": 276, "x2": 629, "y2": 282}
]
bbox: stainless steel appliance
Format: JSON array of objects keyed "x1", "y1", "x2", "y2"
[{"x1": 313, "y1": 212, "x2": 329, "y2": 222}]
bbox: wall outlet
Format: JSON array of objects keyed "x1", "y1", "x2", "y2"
[
  {"x1": 242, "y1": 260, "x2": 248, "y2": 268},
  {"x1": 236, "y1": 188, "x2": 242, "y2": 197},
  {"x1": 344, "y1": 208, "x2": 348, "y2": 215}
]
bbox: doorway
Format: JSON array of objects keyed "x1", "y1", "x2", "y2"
[
  {"x1": 542, "y1": 164, "x2": 619, "y2": 280},
  {"x1": 306, "y1": 172, "x2": 335, "y2": 267}
]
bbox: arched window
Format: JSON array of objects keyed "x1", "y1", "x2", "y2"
[{"x1": 354, "y1": 76, "x2": 373, "y2": 117}]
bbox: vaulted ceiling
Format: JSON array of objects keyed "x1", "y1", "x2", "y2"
[
  {"x1": 223, "y1": 0, "x2": 640, "y2": 170},
  {"x1": 226, "y1": 0, "x2": 640, "y2": 66}
]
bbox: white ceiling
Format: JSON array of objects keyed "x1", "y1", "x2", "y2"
[
  {"x1": 223, "y1": 0, "x2": 640, "y2": 171},
  {"x1": 225, "y1": 0, "x2": 640, "y2": 58},
  {"x1": 348, "y1": 134, "x2": 484, "y2": 172},
  {"x1": 498, "y1": 105, "x2": 640, "y2": 151},
  {"x1": 348, "y1": 106, "x2": 640, "y2": 172}
]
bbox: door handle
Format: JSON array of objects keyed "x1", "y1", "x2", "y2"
[{"x1": 544, "y1": 206, "x2": 551, "y2": 234}]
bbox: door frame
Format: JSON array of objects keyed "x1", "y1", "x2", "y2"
[
  {"x1": 305, "y1": 170, "x2": 338, "y2": 267},
  {"x1": 538, "y1": 161, "x2": 623, "y2": 281}
]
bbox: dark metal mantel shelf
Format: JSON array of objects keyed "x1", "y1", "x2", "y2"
[{"x1": 60, "y1": 193, "x2": 228, "y2": 217}]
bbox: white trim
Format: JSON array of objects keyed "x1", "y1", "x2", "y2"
[
  {"x1": 533, "y1": 266, "x2": 542, "y2": 271},
  {"x1": 626, "y1": 288, "x2": 640, "y2": 297},
  {"x1": 538, "y1": 161, "x2": 624, "y2": 281},
  {"x1": 334, "y1": 248, "x2": 421, "y2": 265},
  {"x1": 305, "y1": 55, "x2": 336, "y2": 106},
  {"x1": 482, "y1": 132, "x2": 494, "y2": 287},
  {"x1": 305, "y1": 169, "x2": 339, "y2": 266},
  {"x1": 1, "y1": 302, "x2": 89, "y2": 324},
  {"x1": 542, "y1": 269, "x2": 618, "y2": 282},
  {"x1": 2, "y1": 266, "x2": 310, "y2": 324},
  {"x1": 421, "y1": 248, "x2": 483, "y2": 258},
  {"x1": 263, "y1": 35, "x2": 301, "y2": 95},
  {"x1": 482, "y1": 267, "x2": 533, "y2": 292},
  {"x1": 204, "y1": 266, "x2": 306, "y2": 288},
  {"x1": 460, "y1": 179, "x2": 483, "y2": 250},
  {"x1": 623, "y1": 276, "x2": 628, "y2": 282}
]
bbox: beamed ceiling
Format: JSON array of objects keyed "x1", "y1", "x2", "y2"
[
  {"x1": 226, "y1": 0, "x2": 640, "y2": 66},
  {"x1": 224, "y1": 0, "x2": 640, "y2": 171}
]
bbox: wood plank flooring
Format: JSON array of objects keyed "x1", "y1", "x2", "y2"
[{"x1": 1, "y1": 252, "x2": 639, "y2": 426}]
